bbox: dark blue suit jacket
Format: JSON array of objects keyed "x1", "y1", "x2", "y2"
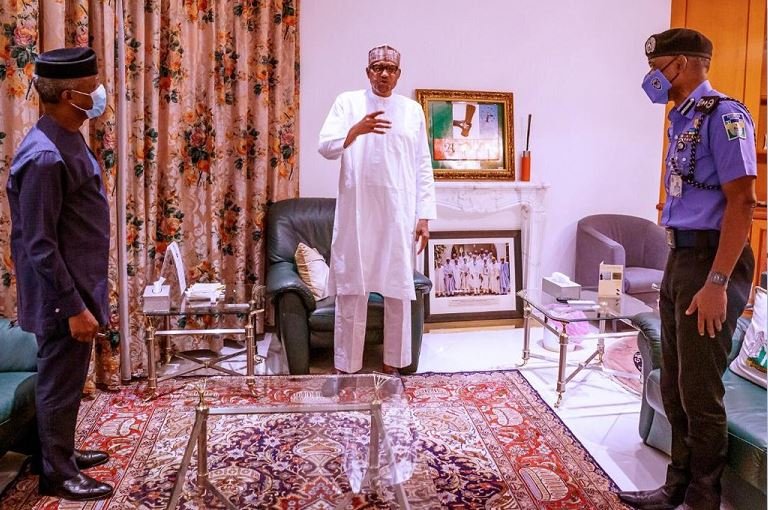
[{"x1": 6, "y1": 115, "x2": 110, "y2": 337}]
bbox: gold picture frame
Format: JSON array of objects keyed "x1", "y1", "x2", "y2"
[{"x1": 415, "y1": 89, "x2": 515, "y2": 180}]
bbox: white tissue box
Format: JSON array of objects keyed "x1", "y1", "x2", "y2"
[
  {"x1": 542, "y1": 277, "x2": 581, "y2": 301},
  {"x1": 142, "y1": 284, "x2": 171, "y2": 312}
]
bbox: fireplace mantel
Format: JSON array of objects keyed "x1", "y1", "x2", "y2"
[{"x1": 428, "y1": 181, "x2": 549, "y2": 290}]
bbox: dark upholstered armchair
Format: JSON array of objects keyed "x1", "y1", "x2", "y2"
[
  {"x1": 575, "y1": 214, "x2": 669, "y2": 305},
  {"x1": 265, "y1": 198, "x2": 432, "y2": 375},
  {"x1": 0, "y1": 318, "x2": 38, "y2": 459}
]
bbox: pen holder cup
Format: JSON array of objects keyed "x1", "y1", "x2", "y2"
[{"x1": 520, "y1": 151, "x2": 531, "y2": 182}]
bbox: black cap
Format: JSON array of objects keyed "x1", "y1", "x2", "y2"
[
  {"x1": 644, "y1": 28, "x2": 713, "y2": 59},
  {"x1": 34, "y1": 47, "x2": 98, "y2": 79}
]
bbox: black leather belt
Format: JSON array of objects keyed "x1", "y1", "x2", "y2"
[{"x1": 665, "y1": 228, "x2": 720, "y2": 249}]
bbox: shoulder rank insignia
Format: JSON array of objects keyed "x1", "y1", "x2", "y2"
[
  {"x1": 722, "y1": 112, "x2": 747, "y2": 141},
  {"x1": 694, "y1": 96, "x2": 720, "y2": 113}
]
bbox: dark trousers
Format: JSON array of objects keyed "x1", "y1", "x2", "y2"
[
  {"x1": 659, "y1": 244, "x2": 754, "y2": 509},
  {"x1": 35, "y1": 321, "x2": 92, "y2": 482}
]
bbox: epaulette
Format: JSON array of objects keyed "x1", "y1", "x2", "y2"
[{"x1": 694, "y1": 96, "x2": 721, "y2": 114}]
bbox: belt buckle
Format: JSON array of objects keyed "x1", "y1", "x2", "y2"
[{"x1": 665, "y1": 228, "x2": 676, "y2": 249}]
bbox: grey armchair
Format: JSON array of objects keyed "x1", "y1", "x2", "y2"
[{"x1": 575, "y1": 214, "x2": 669, "y2": 305}]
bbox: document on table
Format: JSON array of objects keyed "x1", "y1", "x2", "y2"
[{"x1": 185, "y1": 283, "x2": 225, "y2": 303}]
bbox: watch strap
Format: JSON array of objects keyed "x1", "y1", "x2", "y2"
[{"x1": 707, "y1": 271, "x2": 729, "y2": 286}]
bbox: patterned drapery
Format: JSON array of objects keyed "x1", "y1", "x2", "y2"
[{"x1": 0, "y1": 1, "x2": 299, "y2": 387}]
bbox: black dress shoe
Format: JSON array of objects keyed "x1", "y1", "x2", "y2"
[
  {"x1": 30, "y1": 449, "x2": 110, "y2": 474},
  {"x1": 74, "y1": 449, "x2": 110, "y2": 469},
  {"x1": 617, "y1": 487, "x2": 685, "y2": 510},
  {"x1": 39, "y1": 472, "x2": 113, "y2": 501}
]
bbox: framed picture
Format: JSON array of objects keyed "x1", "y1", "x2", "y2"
[
  {"x1": 424, "y1": 230, "x2": 523, "y2": 323},
  {"x1": 415, "y1": 89, "x2": 515, "y2": 180}
]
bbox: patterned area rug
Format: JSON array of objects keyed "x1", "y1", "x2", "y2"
[{"x1": 0, "y1": 371, "x2": 630, "y2": 509}]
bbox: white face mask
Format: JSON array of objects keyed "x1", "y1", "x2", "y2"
[{"x1": 69, "y1": 84, "x2": 107, "y2": 119}]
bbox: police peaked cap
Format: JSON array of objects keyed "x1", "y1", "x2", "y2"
[
  {"x1": 35, "y1": 47, "x2": 99, "y2": 79},
  {"x1": 645, "y1": 28, "x2": 713, "y2": 59}
]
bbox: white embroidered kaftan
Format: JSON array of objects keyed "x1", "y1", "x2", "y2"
[{"x1": 318, "y1": 89, "x2": 436, "y2": 301}]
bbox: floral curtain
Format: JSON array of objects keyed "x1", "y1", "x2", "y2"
[
  {"x1": 0, "y1": 0, "x2": 300, "y2": 386},
  {"x1": 123, "y1": 0, "x2": 299, "y2": 377}
]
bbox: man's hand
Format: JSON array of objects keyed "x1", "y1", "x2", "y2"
[
  {"x1": 685, "y1": 283, "x2": 728, "y2": 338},
  {"x1": 414, "y1": 219, "x2": 429, "y2": 255},
  {"x1": 344, "y1": 111, "x2": 391, "y2": 148},
  {"x1": 68, "y1": 309, "x2": 99, "y2": 343}
]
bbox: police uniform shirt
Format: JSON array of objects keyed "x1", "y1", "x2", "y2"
[
  {"x1": 662, "y1": 80, "x2": 757, "y2": 230},
  {"x1": 7, "y1": 115, "x2": 110, "y2": 336}
]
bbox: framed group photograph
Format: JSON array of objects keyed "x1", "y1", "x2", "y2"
[
  {"x1": 415, "y1": 89, "x2": 515, "y2": 180},
  {"x1": 424, "y1": 230, "x2": 523, "y2": 323}
]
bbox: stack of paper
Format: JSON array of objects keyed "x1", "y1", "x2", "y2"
[{"x1": 185, "y1": 283, "x2": 225, "y2": 302}]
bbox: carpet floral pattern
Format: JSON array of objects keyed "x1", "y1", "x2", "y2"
[{"x1": 0, "y1": 371, "x2": 629, "y2": 509}]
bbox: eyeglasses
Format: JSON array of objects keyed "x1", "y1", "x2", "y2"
[
  {"x1": 648, "y1": 55, "x2": 682, "y2": 71},
  {"x1": 369, "y1": 64, "x2": 399, "y2": 75}
]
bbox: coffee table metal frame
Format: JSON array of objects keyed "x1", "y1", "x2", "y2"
[{"x1": 166, "y1": 374, "x2": 413, "y2": 510}]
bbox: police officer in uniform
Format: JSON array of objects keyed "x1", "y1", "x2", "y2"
[
  {"x1": 618, "y1": 29, "x2": 756, "y2": 510},
  {"x1": 7, "y1": 47, "x2": 113, "y2": 501}
]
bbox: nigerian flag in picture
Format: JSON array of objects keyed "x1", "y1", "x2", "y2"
[{"x1": 430, "y1": 102, "x2": 453, "y2": 141}]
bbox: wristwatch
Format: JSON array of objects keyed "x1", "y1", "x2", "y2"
[{"x1": 707, "y1": 271, "x2": 729, "y2": 287}]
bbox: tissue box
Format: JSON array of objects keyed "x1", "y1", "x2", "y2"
[
  {"x1": 542, "y1": 277, "x2": 581, "y2": 301},
  {"x1": 142, "y1": 284, "x2": 171, "y2": 312}
]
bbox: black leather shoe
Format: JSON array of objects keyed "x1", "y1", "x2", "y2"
[
  {"x1": 39, "y1": 472, "x2": 113, "y2": 501},
  {"x1": 74, "y1": 449, "x2": 110, "y2": 470},
  {"x1": 617, "y1": 487, "x2": 685, "y2": 510},
  {"x1": 30, "y1": 449, "x2": 110, "y2": 474}
]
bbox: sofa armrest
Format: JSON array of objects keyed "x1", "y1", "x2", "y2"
[
  {"x1": 634, "y1": 312, "x2": 751, "y2": 371},
  {"x1": 642, "y1": 223, "x2": 670, "y2": 271},
  {"x1": 0, "y1": 318, "x2": 38, "y2": 372},
  {"x1": 266, "y1": 261, "x2": 317, "y2": 313},
  {"x1": 575, "y1": 224, "x2": 626, "y2": 287},
  {"x1": 633, "y1": 311, "x2": 662, "y2": 377},
  {"x1": 414, "y1": 271, "x2": 432, "y2": 295}
]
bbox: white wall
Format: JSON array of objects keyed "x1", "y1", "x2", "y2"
[{"x1": 299, "y1": 0, "x2": 672, "y2": 279}]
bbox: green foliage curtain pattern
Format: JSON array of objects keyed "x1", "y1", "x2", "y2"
[{"x1": 0, "y1": 0, "x2": 300, "y2": 387}]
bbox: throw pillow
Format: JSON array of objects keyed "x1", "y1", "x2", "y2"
[
  {"x1": 729, "y1": 288, "x2": 767, "y2": 388},
  {"x1": 295, "y1": 243, "x2": 330, "y2": 301}
]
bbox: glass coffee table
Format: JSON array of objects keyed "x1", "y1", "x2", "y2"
[
  {"x1": 517, "y1": 289, "x2": 653, "y2": 406},
  {"x1": 166, "y1": 374, "x2": 439, "y2": 509}
]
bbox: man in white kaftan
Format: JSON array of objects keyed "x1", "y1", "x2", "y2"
[
  {"x1": 435, "y1": 263, "x2": 445, "y2": 297},
  {"x1": 318, "y1": 45, "x2": 436, "y2": 374},
  {"x1": 469, "y1": 256, "x2": 481, "y2": 294}
]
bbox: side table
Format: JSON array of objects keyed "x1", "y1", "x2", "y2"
[
  {"x1": 141, "y1": 284, "x2": 265, "y2": 399},
  {"x1": 517, "y1": 289, "x2": 652, "y2": 407}
]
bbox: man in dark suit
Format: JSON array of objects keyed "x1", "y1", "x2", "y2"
[{"x1": 6, "y1": 47, "x2": 113, "y2": 501}]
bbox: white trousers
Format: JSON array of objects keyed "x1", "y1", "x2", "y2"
[{"x1": 333, "y1": 294, "x2": 412, "y2": 373}]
